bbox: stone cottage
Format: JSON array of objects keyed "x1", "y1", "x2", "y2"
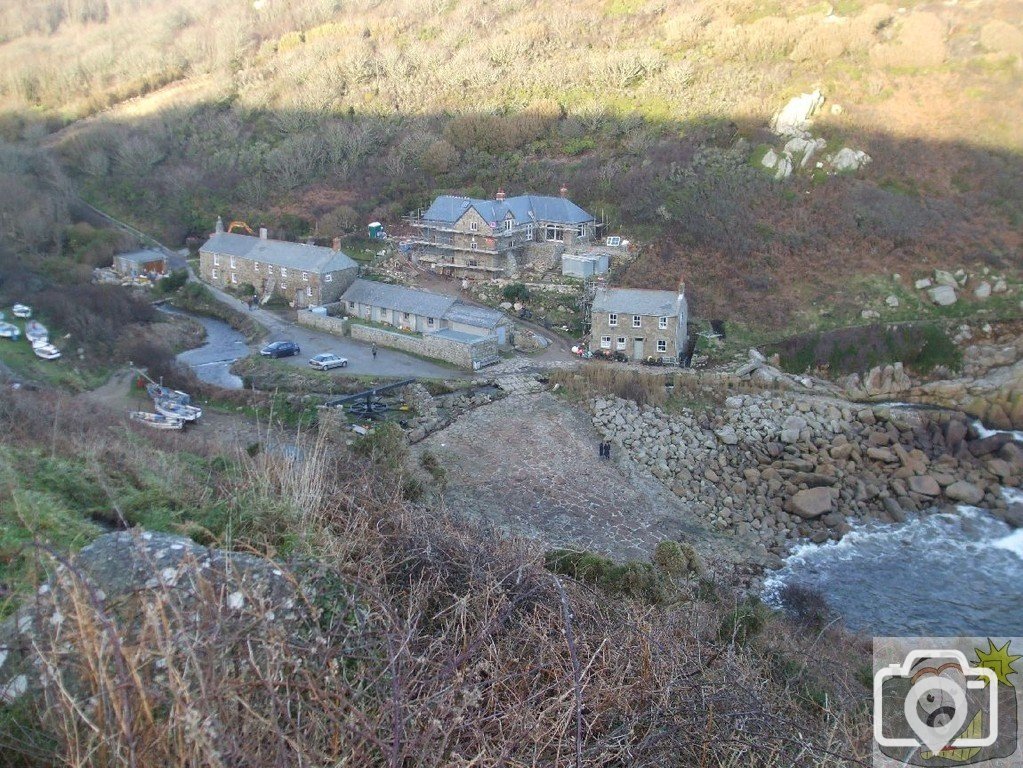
[
  {"x1": 407, "y1": 188, "x2": 598, "y2": 278},
  {"x1": 199, "y1": 218, "x2": 358, "y2": 307},
  {"x1": 339, "y1": 279, "x2": 509, "y2": 369},
  {"x1": 589, "y1": 284, "x2": 688, "y2": 363}
]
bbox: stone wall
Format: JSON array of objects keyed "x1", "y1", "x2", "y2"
[
  {"x1": 296, "y1": 310, "x2": 350, "y2": 336},
  {"x1": 350, "y1": 323, "x2": 497, "y2": 369}
]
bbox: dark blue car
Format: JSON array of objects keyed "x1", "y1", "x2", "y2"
[{"x1": 260, "y1": 341, "x2": 301, "y2": 358}]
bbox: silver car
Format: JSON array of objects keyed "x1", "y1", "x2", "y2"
[{"x1": 308, "y1": 353, "x2": 348, "y2": 370}]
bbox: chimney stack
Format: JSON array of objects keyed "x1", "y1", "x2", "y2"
[
  {"x1": 215, "y1": 215, "x2": 224, "y2": 235},
  {"x1": 259, "y1": 227, "x2": 268, "y2": 240},
  {"x1": 332, "y1": 237, "x2": 342, "y2": 251},
  {"x1": 559, "y1": 184, "x2": 568, "y2": 198},
  {"x1": 496, "y1": 188, "x2": 506, "y2": 201}
]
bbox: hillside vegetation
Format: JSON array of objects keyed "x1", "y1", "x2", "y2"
[{"x1": 0, "y1": 0, "x2": 1021, "y2": 329}]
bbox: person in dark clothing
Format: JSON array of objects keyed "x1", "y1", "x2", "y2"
[
  {"x1": 371, "y1": 343, "x2": 378, "y2": 359},
  {"x1": 603, "y1": 441, "x2": 611, "y2": 460},
  {"x1": 598, "y1": 441, "x2": 605, "y2": 459}
]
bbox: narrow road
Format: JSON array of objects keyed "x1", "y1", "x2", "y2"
[{"x1": 199, "y1": 280, "x2": 465, "y2": 380}]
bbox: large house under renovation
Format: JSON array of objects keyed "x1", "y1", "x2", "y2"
[
  {"x1": 407, "y1": 189, "x2": 599, "y2": 279},
  {"x1": 199, "y1": 218, "x2": 358, "y2": 307}
]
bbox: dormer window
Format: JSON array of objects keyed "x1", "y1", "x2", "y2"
[{"x1": 503, "y1": 219, "x2": 513, "y2": 231}]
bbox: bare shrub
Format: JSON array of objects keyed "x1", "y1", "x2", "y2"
[
  {"x1": 870, "y1": 11, "x2": 946, "y2": 68},
  {"x1": 980, "y1": 19, "x2": 1023, "y2": 56}
]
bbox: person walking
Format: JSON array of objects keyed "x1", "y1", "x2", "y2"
[{"x1": 371, "y1": 343, "x2": 378, "y2": 360}]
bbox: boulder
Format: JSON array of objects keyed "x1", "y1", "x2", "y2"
[
  {"x1": 830, "y1": 147, "x2": 871, "y2": 172},
  {"x1": 761, "y1": 148, "x2": 779, "y2": 169},
  {"x1": 885, "y1": 295, "x2": 900, "y2": 308},
  {"x1": 715, "y1": 426, "x2": 739, "y2": 445},
  {"x1": 771, "y1": 90, "x2": 825, "y2": 136},
  {"x1": 0, "y1": 531, "x2": 326, "y2": 710},
  {"x1": 944, "y1": 480, "x2": 984, "y2": 505},
  {"x1": 914, "y1": 278, "x2": 933, "y2": 290},
  {"x1": 993, "y1": 278, "x2": 1008, "y2": 294},
  {"x1": 927, "y1": 285, "x2": 957, "y2": 306},
  {"x1": 968, "y1": 433, "x2": 1013, "y2": 457},
  {"x1": 934, "y1": 270, "x2": 958, "y2": 287},
  {"x1": 790, "y1": 487, "x2": 833, "y2": 519},
  {"x1": 974, "y1": 282, "x2": 992, "y2": 300},
  {"x1": 774, "y1": 153, "x2": 793, "y2": 181},
  {"x1": 986, "y1": 458, "x2": 1013, "y2": 481},
  {"x1": 907, "y1": 475, "x2": 941, "y2": 496}
]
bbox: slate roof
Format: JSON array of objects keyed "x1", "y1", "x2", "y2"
[
  {"x1": 443, "y1": 302, "x2": 508, "y2": 330},
  {"x1": 200, "y1": 232, "x2": 357, "y2": 274},
  {"x1": 422, "y1": 194, "x2": 594, "y2": 227},
  {"x1": 116, "y1": 249, "x2": 166, "y2": 264},
  {"x1": 341, "y1": 279, "x2": 456, "y2": 318},
  {"x1": 592, "y1": 287, "x2": 681, "y2": 317}
]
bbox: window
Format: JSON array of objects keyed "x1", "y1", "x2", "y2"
[
  {"x1": 306, "y1": 286, "x2": 312, "y2": 297},
  {"x1": 229, "y1": 256, "x2": 236, "y2": 269},
  {"x1": 616, "y1": 337, "x2": 626, "y2": 350},
  {"x1": 281, "y1": 282, "x2": 287, "y2": 291},
  {"x1": 266, "y1": 265, "x2": 274, "y2": 276},
  {"x1": 608, "y1": 313, "x2": 617, "y2": 327},
  {"x1": 658, "y1": 316, "x2": 667, "y2": 330},
  {"x1": 348, "y1": 301, "x2": 355, "y2": 309},
  {"x1": 427, "y1": 317, "x2": 435, "y2": 327},
  {"x1": 600, "y1": 336, "x2": 611, "y2": 349},
  {"x1": 403, "y1": 312, "x2": 410, "y2": 320},
  {"x1": 657, "y1": 340, "x2": 667, "y2": 353},
  {"x1": 324, "y1": 273, "x2": 333, "y2": 283},
  {"x1": 525, "y1": 224, "x2": 534, "y2": 239},
  {"x1": 632, "y1": 315, "x2": 641, "y2": 328},
  {"x1": 280, "y1": 268, "x2": 287, "y2": 279},
  {"x1": 470, "y1": 240, "x2": 478, "y2": 251},
  {"x1": 254, "y1": 262, "x2": 260, "y2": 272},
  {"x1": 577, "y1": 224, "x2": 585, "y2": 237},
  {"x1": 302, "y1": 272, "x2": 308, "y2": 282},
  {"x1": 468, "y1": 259, "x2": 478, "y2": 267},
  {"x1": 545, "y1": 224, "x2": 563, "y2": 242},
  {"x1": 469, "y1": 220, "x2": 478, "y2": 231},
  {"x1": 230, "y1": 272, "x2": 237, "y2": 284},
  {"x1": 213, "y1": 254, "x2": 220, "y2": 266},
  {"x1": 211, "y1": 268, "x2": 218, "y2": 280},
  {"x1": 503, "y1": 219, "x2": 513, "y2": 231}
]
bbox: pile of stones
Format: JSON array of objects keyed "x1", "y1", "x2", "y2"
[{"x1": 591, "y1": 393, "x2": 1023, "y2": 556}]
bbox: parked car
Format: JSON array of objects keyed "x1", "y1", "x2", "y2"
[
  {"x1": 260, "y1": 341, "x2": 301, "y2": 358},
  {"x1": 11, "y1": 304, "x2": 31, "y2": 318},
  {"x1": 308, "y1": 353, "x2": 348, "y2": 370}
]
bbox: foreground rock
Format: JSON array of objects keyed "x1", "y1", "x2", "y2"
[{"x1": 0, "y1": 531, "x2": 335, "y2": 707}]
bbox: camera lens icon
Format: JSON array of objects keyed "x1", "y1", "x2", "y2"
[
  {"x1": 904, "y1": 673, "x2": 970, "y2": 755},
  {"x1": 874, "y1": 649, "x2": 999, "y2": 756}
]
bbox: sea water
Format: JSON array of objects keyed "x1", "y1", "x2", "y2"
[{"x1": 763, "y1": 489, "x2": 1023, "y2": 636}]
